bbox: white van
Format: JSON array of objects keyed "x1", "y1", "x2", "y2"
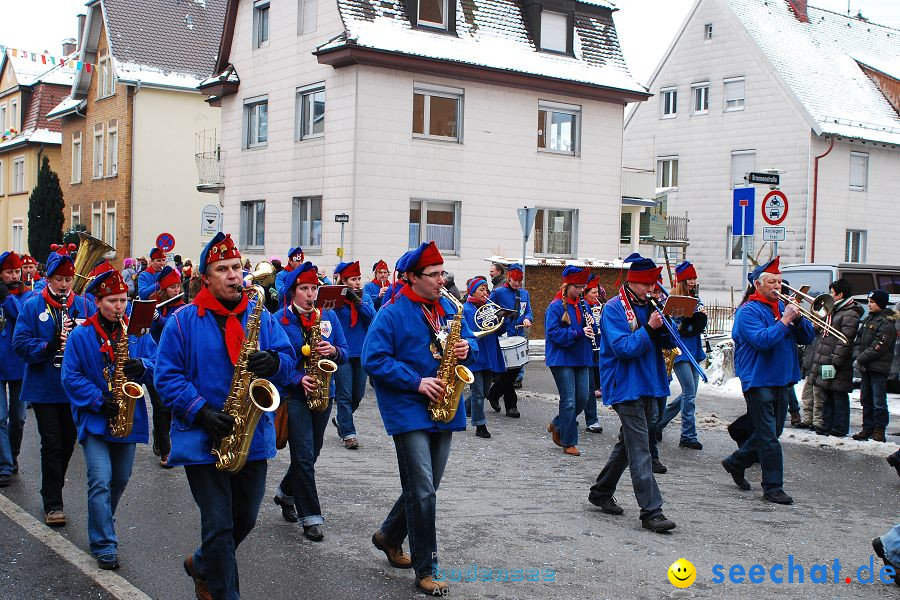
[{"x1": 780, "y1": 263, "x2": 900, "y2": 297}]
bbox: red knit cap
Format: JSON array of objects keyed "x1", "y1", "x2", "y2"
[{"x1": 1, "y1": 252, "x2": 23, "y2": 271}]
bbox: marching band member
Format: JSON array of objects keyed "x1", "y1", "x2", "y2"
[
  {"x1": 581, "y1": 275, "x2": 604, "y2": 434},
  {"x1": 272, "y1": 262, "x2": 347, "y2": 540},
  {"x1": 545, "y1": 266, "x2": 593, "y2": 457},
  {"x1": 721, "y1": 257, "x2": 814, "y2": 505},
  {"x1": 658, "y1": 261, "x2": 707, "y2": 450},
  {"x1": 154, "y1": 232, "x2": 296, "y2": 600},
  {"x1": 148, "y1": 266, "x2": 184, "y2": 467},
  {"x1": 462, "y1": 276, "x2": 504, "y2": 439},
  {"x1": 486, "y1": 263, "x2": 532, "y2": 418},
  {"x1": 137, "y1": 247, "x2": 167, "y2": 300},
  {"x1": 21, "y1": 254, "x2": 41, "y2": 291},
  {"x1": 587, "y1": 254, "x2": 678, "y2": 533},
  {"x1": 61, "y1": 269, "x2": 156, "y2": 570},
  {"x1": 331, "y1": 261, "x2": 374, "y2": 450},
  {"x1": 275, "y1": 247, "x2": 304, "y2": 309},
  {"x1": 362, "y1": 241, "x2": 477, "y2": 597},
  {"x1": 0, "y1": 252, "x2": 34, "y2": 486},
  {"x1": 13, "y1": 245, "x2": 95, "y2": 526},
  {"x1": 363, "y1": 259, "x2": 391, "y2": 311},
  {"x1": 84, "y1": 259, "x2": 115, "y2": 304}
]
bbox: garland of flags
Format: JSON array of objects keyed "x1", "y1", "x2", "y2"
[{"x1": 0, "y1": 45, "x2": 93, "y2": 72}]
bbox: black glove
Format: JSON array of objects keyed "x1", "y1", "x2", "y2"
[
  {"x1": 123, "y1": 358, "x2": 146, "y2": 381},
  {"x1": 197, "y1": 404, "x2": 236, "y2": 439},
  {"x1": 345, "y1": 289, "x2": 361, "y2": 304},
  {"x1": 100, "y1": 398, "x2": 119, "y2": 419},
  {"x1": 45, "y1": 336, "x2": 63, "y2": 357},
  {"x1": 248, "y1": 350, "x2": 279, "y2": 378}
]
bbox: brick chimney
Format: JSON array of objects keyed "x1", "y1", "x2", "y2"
[
  {"x1": 787, "y1": 0, "x2": 809, "y2": 23},
  {"x1": 62, "y1": 38, "x2": 76, "y2": 56},
  {"x1": 76, "y1": 13, "x2": 86, "y2": 50}
]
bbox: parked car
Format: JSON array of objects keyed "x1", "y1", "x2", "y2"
[{"x1": 781, "y1": 263, "x2": 900, "y2": 297}]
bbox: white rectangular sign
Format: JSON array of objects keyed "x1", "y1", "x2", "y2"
[{"x1": 762, "y1": 226, "x2": 786, "y2": 242}]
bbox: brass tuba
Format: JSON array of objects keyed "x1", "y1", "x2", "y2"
[
  {"x1": 108, "y1": 316, "x2": 146, "y2": 438},
  {"x1": 72, "y1": 232, "x2": 115, "y2": 295},
  {"x1": 303, "y1": 309, "x2": 338, "y2": 412},
  {"x1": 428, "y1": 288, "x2": 475, "y2": 423}
]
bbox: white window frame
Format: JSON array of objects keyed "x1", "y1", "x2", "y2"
[
  {"x1": 531, "y1": 207, "x2": 578, "y2": 257},
  {"x1": 724, "y1": 77, "x2": 745, "y2": 112},
  {"x1": 106, "y1": 122, "x2": 118, "y2": 177},
  {"x1": 91, "y1": 202, "x2": 102, "y2": 237},
  {"x1": 845, "y1": 230, "x2": 866, "y2": 263},
  {"x1": 540, "y1": 10, "x2": 568, "y2": 53},
  {"x1": 731, "y1": 149, "x2": 755, "y2": 188},
  {"x1": 537, "y1": 100, "x2": 580, "y2": 156},
  {"x1": 97, "y1": 56, "x2": 116, "y2": 99},
  {"x1": 71, "y1": 205, "x2": 81, "y2": 227},
  {"x1": 10, "y1": 219, "x2": 23, "y2": 254},
  {"x1": 71, "y1": 132, "x2": 82, "y2": 183},
  {"x1": 0, "y1": 105, "x2": 6, "y2": 131},
  {"x1": 0, "y1": 159, "x2": 4, "y2": 194},
  {"x1": 93, "y1": 124, "x2": 104, "y2": 178},
  {"x1": 727, "y1": 225, "x2": 754, "y2": 264},
  {"x1": 10, "y1": 99, "x2": 18, "y2": 131},
  {"x1": 849, "y1": 151, "x2": 868, "y2": 192},
  {"x1": 417, "y1": 0, "x2": 448, "y2": 30},
  {"x1": 244, "y1": 97, "x2": 268, "y2": 149},
  {"x1": 253, "y1": 0, "x2": 270, "y2": 48},
  {"x1": 298, "y1": 0, "x2": 317, "y2": 34},
  {"x1": 240, "y1": 200, "x2": 266, "y2": 250},
  {"x1": 704, "y1": 23, "x2": 713, "y2": 39},
  {"x1": 660, "y1": 87, "x2": 677, "y2": 118},
  {"x1": 292, "y1": 196, "x2": 323, "y2": 254},
  {"x1": 412, "y1": 84, "x2": 463, "y2": 143},
  {"x1": 657, "y1": 155, "x2": 678, "y2": 188},
  {"x1": 104, "y1": 201, "x2": 116, "y2": 247},
  {"x1": 408, "y1": 199, "x2": 461, "y2": 255},
  {"x1": 692, "y1": 82, "x2": 709, "y2": 115},
  {"x1": 296, "y1": 84, "x2": 325, "y2": 140},
  {"x1": 12, "y1": 156, "x2": 25, "y2": 193}
]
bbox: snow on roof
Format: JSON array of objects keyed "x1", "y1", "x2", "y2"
[
  {"x1": 485, "y1": 255, "x2": 622, "y2": 268},
  {"x1": 853, "y1": 53, "x2": 900, "y2": 80},
  {"x1": 729, "y1": 0, "x2": 900, "y2": 145},
  {"x1": 320, "y1": 0, "x2": 645, "y2": 95},
  {"x1": 114, "y1": 60, "x2": 209, "y2": 90},
  {"x1": 576, "y1": 0, "x2": 617, "y2": 8},
  {"x1": 46, "y1": 96, "x2": 86, "y2": 119},
  {"x1": 2, "y1": 52, "x2": 76, "y2": 88},
  {"x1": 0, "y1": 128, "x2": 62, "y2": 151}
]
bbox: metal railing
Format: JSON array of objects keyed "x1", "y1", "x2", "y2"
[
  {"x1": 667, "y1": 213, "x2": 689, "y2": 242},
  {"x1": 195, "y1": 130, "x2": 224, "y2": 191}
]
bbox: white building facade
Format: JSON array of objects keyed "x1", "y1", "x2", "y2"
[
  {"x1": 623, "y1": 0, "x2": 900, "y2": 292},
  {"x1": 204, "y1": 0, "x2": 648, "y2": 280}
]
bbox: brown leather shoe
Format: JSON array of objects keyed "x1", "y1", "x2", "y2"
[
  {"x1": 344, "y1": 438, "x2": 359, "y2": 450},
  {"x1": 564, "y1": 446, "x2": 581, "y2": 456},
  {"x1": 547, "y1": 423, "x2": 562, "y2": 447},
  {"x1": 416, "y1": 575, "x2": 449, "y2": 596},
  {"x1": 44, "y1": 510, "x2": 66, "y2": 527},
  {"x1": 372, "y1": 531, "x2": 412, "y2": 569},
  {"x1": 872, "y1": 427, "x2": 886, "y2": 443},
  {"x1": 183, "y1": 555, "x2": 213, "y2": 600}
]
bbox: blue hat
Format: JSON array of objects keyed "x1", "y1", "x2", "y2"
[
  {"x1": 466, "y1": 276, "x2": 488, "y2": 296},
  {"x1": 395, "y1": 250, "x2": 413, "y2": 273},
  {"x1": 282, "y1": 261, "x2": 319, "y2": 292},
  {"x1": 288, "y1": 246, "x2": 304, "y2": 260},
  {"x1": 508, "y1": 263, "x2": 523, "y2": 273},
  {"x1": 869, "y1": 289, "x2": 890, "y2": 309},
  {"x1": 46, "y1": 252, "x2": 75, "y2": 278},
  {"x1": 622, "y1": 252, "x2": 643, "y2": 265},
  {"x1": 562, "y1": 265, "x2": 590, "y2": 285},
  {"x1": 403, "y1": 241, "x2": 443, "y2": 274},
  {"x1": 747, "y1": 256, "x2": 780, "y2": 284},
  {"x1": 625, "y1": 254, "x2": 662, "y2": 284},
  {"x1": 675, "y1": 261, "x2": 697, "y2": 282},
  {"x1": 199, "y1": 232, "x2": 241, "y2": 275}
]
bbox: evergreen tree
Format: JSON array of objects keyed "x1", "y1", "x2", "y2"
[
  {"x1": 27, "y1": 156, "x2": 65, "y2": 264},
  {"x1": 63, "y1": 223, "x2": 87, "y2": 246}
]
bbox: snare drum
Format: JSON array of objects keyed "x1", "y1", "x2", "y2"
[{"x1": 499, "y1": 336, "x2": 529, "y2": 369}]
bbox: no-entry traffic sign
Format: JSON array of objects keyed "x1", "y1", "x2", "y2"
[
  {"x1": 156, "y1": 232, "x2": 176, "y2": 253},
  {"x1": 762, "y1": 190, "x2": 788, "y2": 225}
]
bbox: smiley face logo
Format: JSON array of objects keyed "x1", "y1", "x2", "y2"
[{"x1": 668, "y1": 558, "x2": 696, "y2": 588}]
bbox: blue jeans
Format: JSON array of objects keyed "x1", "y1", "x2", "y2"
[
  {"x1": 334, "y1": 358, "x2": 366, "y2": 439},
  {"x1": 882, "y1": 523, "x2": 900, "y2": 567},
  {"x1": 185, "y1": 460, "x2": 267, "y2": 600},
  {"x1": 550, "y1": 366, "x2": 589, "y2": 447},
  {"x1": 821, "y1": 389, "x2": 849, "y2": 435},
  {"x1": 659, "y1": 362, "x2": 699, "y2": 442},
  {"x1": 724, "y1": 386, "x2": 788, "y2": 494},
  {"x1": 860, "y1": 372, "x2": 889, "y2": 430},
  {"x1": 81, "y1": 435, "x2": 136, "y2": 557},
  {"x1": 0, "y1": 380, "x2": 25, "y2": 475},
  {"x1": 380, "y1": 430, "x2": 452, "y2": 578},
  {"x1": 787, "y1": 386, "x2": 800, "y2": 414},
  {"x1": 465, "y1": 371, "x2": 489, "y2": 427},
  {"x1": 589, "y1": 398, "x2": 663, "y2": 520},
  {"x1": 515, "y1": 364, "x2": 525, "y2": 383},
  {"x1": 584, "y1": 367, "x2": 600, "y2": 427},
  {"x1": 278, "y1": 397, "x2": 331, "y2": 526}
]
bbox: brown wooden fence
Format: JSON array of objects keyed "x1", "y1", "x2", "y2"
[{"x1": 704, "y1": 301, "x2": 736, "y2": 335}]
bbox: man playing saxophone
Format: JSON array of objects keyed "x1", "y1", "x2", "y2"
[
  {"x1": 362, "y1": 241, "x2": 478, "y2": 597},
  {"x1": 61, "y1": 269, "x2": 156, "y2": 570},
  {"x1": 272, "y1": 261, "x2": 348, "y2": 541},
  {"x1": 154, "y1": 232, "x2": 296, "y2": 600}
]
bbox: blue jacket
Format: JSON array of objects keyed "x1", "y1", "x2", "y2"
[
  {"x1": 462, "y1": 301, "x2": 504, "y2": 373},
  {"x1": 275, "y1": 307, "x2": 348, "y2": 398},
  {"x1": 153, "y1": 301, "x2": 297, "y2": 467},
  {"x1": 675, "y1": 302, "x2": 707, "y2": 365},
  {"x1": 149, "y1": 301, "x2": 185, "y2": 345},
  {"x1": 732, "y1": 300, "x2": 815, "y2": 391},
  {"x1": 31, "y1": 278, "x2": 46, "y2": 294},
  {"x1": 61, "y1": 322, "x2": 157, "y2": 443},
  {"x1": 363, "y1": 280, "x2": 389, "y2": 311},
  {"x1": 545, "y1": 298, "x2": 593, "y2": 367},
  {"x1": 489, "y1": 285, "x2": 533, "y2": 337},
  {"x1": 362, "y1": 293, "x2": 478, "y2": 436},
  {"x1": 137, "y1": 267, "x2": 161, "y2": 300},
  {"x1": 598, "y1": 296, "x2": 675, "y2": 405},
  {"x1": 274, "y1": 268, "x2": 293, "y2": 308},
  {"x1": 332, "y1": 295, "x2": 375, "y2": 358},
  {"x1": 0, "y1": 290, "x2": 35, "y2": 381},
  {"x1": 13, "y1": 293, "x2": 96, "y2": 404}
]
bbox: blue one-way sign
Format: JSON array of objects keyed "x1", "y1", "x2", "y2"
[{"x1": 732, "y1": 188, "x2": 755, "y2": 236}]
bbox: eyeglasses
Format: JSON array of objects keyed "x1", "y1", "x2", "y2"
[{"x1": 419, "y1": 271, "x2": 448, "y2": 280}]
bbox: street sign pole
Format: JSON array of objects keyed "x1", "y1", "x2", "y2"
[
  {"x1": 517, "y1": 207, "x2": 538, "y2": 288},
  {"x1": 335, "y1": 213, "x2": 350, "y2": 259},
  {"x1": 741, "y1": 204, "x2": 748, "y2": 287}
]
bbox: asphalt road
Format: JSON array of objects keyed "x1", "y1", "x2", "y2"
[{"x1": 0, "y1": 361, "x2": 898, "y2": 599}]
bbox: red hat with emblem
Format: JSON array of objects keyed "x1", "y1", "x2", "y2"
[
  {"x1": 85, "y1": 270, "x2": 129, "y2": 298},
  {"x1": 199, "y1": 232, "x2": 241, "y2": 274},
  {"x1": 89, "y1": 259, "x2": 114, "y2": 278},
  {"x1": 373, "y1": 260, "x2": 388, "y2": 272}
]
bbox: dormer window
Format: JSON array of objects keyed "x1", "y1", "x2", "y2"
[
  {"x1": 418, "y1": 0, "x2": 448, "y2": 29},
  {"x1": 540, "y1": 11, "x2": 568, "y2": 53}
]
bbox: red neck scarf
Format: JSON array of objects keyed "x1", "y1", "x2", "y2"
[
  {"x1": 192, "y1": 286, "x2": 249, "y2": 365},
  {"x1": 466, "y1": 296, "x2": 485, "y2": 306},
  {"x1": 161, "y1": 300, "x2": 185, "y2": 318},
  {"x1": 146, "y1": 266, "x2": 158, "y2": 275},
  {"x1": 401, "y1": 285, "x2": 445, "y2": 317},
  {"x1": 553, "y1": 290, "x2": 582, "y2": 324},
  {"x1": 85, "y1": 313, "x2": 126, "y2": 362},
  {"x1": 7, "y1": 283, "x2": 22, "y2": 296},
  {"x1": 748, "y1": 292, "x2": 781, "y2": 319},
  {"x1": 42, "y1": 286, "x2": 74, "y2": 310}
]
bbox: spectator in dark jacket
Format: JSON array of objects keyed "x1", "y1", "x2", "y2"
[
  {"x1": 443, "y1": 272, "x2": 463, "y2": 302},
  {"x1": 852, "y1": 289, "x2": 896, "y2": 442},
  {"x1": 806, "y1": 279, "x2": 862, "y2": 437},
  {"x1": 489, "y1": 263, "x2": 506, "y2": 291}
]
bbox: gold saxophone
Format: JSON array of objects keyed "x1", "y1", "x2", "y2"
[
  {"x1": 303, "y1": 309, "x2": 337, "y2": 412},
  {"x1": 428, "y1": 289, "x2": 475, "y2": 423},
  {"x1": 212, "y1": 286, "x2": 281, "y2": 473},
  {"x1": 107, "y1": 317, "x2": 145, "y2": 438}
]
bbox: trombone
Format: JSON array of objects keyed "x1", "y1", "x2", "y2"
[{"x1": 775, "y1": 283, "x2": 848, "y2": 345}]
